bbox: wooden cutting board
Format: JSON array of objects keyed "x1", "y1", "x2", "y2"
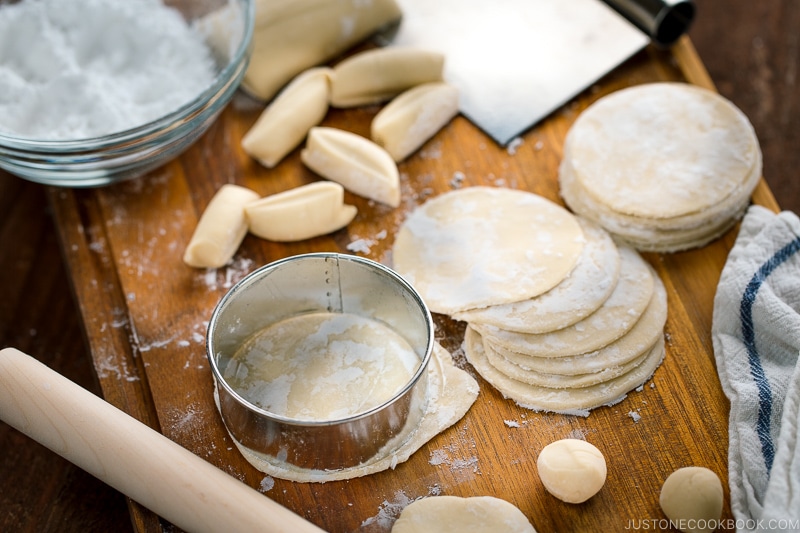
[{"x1": 46, "y1": 38, "x2": 778, "y2": 533}]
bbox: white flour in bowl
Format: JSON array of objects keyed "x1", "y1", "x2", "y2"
[{"x1": 0, "y1": 0, "x2": 216, "y2": 140}]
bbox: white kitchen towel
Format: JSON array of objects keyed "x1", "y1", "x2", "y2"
[{"x1": 712, "y1": 205, "x2": 800, "y2": 532}]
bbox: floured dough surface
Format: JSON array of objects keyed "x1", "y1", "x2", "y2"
[
  {"x1": 392, "y1": 186, "x2": 585, "y2": 315},
  {"x1": 454, "y1": 217, "x2": 620, "y2": 333},
  {"x1": 474, "y1": 246, "x2": 654, "y2": 358},
  {"x1": 224, "y1": 342, "x2": 479, "y2": 482},
  {"x1": 392, "y1": 495, "x2": 536, "y2": 533},
  {"x1": 224, "y1": 312, "x2": 419, "y2": 420},
  {"x1": 565, "y1": 82, "x2": 760, "y2": 219}
]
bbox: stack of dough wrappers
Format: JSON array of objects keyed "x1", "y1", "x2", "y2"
[
  {"x1": 559, "y1": 82, "x2": 762, "y2": 253},
  {"x1": 392, "y1": 187, "x2": 667, "y2": 415}
]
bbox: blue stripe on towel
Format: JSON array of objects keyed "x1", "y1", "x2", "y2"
[{"x1": 739, "y1": 235, "x2": 800, "y2": 473}]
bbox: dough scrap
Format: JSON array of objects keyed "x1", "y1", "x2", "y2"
[
  {"x1": 464, "y1": 327, "x2": 665, "y2": 414},
  {"x1": 454, "y1": 217, "x2": 620, "y2": 333},
  {"x1": 474, "y1": 246, "x2": 654, "y2": 358},
  {"x1": 659, "y1": 467, "x2": 723, "y2": 533},
  {"x1": 537, "y1": 439, "x2": 606, "y2": 503},
  {"x1": 224, "y1": 342, "x2": 479, "y2": 481},
  {"x1": 391, "y1": 495, "x2": 536, "y2": 533},
  {"x1": 301, "y1": 127, "x2": 400, "y2": 207},
  {"x1": 245, "y1": 181, "x2": 356, "y2": 242},
  {"x1": 183, "y1": 184, "x2": 260, "y2": 269},
  {"x1": 392, "y1": 187, "x2": 585, "y2": 315},
  {"x1": 241, "y1": 67, "x2": 331, "y2": 169}
]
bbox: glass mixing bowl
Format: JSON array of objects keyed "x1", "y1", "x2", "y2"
[{"x1": 0, "y1": 0, "x2": 254, "y2": 187}]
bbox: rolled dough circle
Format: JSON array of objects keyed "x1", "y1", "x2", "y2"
[
  {"x1": 474, "y1": 246, "x2": 654, "y2": 358},
  {"x1": 391, "y1": 495, "x2": 536, "y2": 532},
  {"x1": 559, "y1": 155, "x2": 757, "y2": 252},
  {"x1": 464, "y1": 326, "x2": 665, "y2": 414},
  {"x1": 454, "y1": 217, "x2": 620, "y2": 333},
  {"x1": 392, "y1": 186, "x2": 585, "y2": 314},
  {"x1": 488, "y1": 270, "x2": 667, "y2": 376}
]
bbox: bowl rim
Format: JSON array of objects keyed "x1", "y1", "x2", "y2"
[
  {"x1": 0, "y1": 0, "x2": 255, "y2": 152},
  {"x1": 206, "y1": 252, "x2": 435, "y2": 428}
]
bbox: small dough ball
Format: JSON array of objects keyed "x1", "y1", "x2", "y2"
[
  {"x1": 536, "y1": 439, "x2": 607, "y2": 503},
  {"x1": 391, "y1": 495, "x2": 536, "y2": 533},
  {"x1": 659, "y1": 467, "x2": 723, "y2": 533}
]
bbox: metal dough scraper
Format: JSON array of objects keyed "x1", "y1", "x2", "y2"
[{"x1": 382, "y1": 0, "x2": 694, "y2": 145}]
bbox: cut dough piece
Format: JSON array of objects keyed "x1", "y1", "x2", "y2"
[
  {"x1": 464, "y1": 327, "x2": 665, "y2": 414},
  {"x1": 245, "y1": 182, "x2": 356, "y2": 242},
  {"x1": 564, "y1": 82, "x2": 761, "y2": 219},
  {"x1": 454, "y1": 217, "x2": 620, "y2": 333},
  {"x1": 330, "y1": 47, "x2": 445, "y2": 108},
  {"x1": 487, "y1": 273, "x2": 667, "y2": 376},
  {"x1": 183, "y1": 184, "x2": 260, "y2": 269},
  {"x1": 537, "y1": 439, "x2": 606, "y2": 503},
  {"x1": 241, "y1": 67, "x2": 331, "y2": 169},
  {"x1": 372, "y1": 82, "x2": 459, "y2": 162},
  {"x1": 392, "y1": 187, "x2": 585, "y2": 315},
  {"x1": 301, "y1": 127, "x2": 400, "y2": 207},
  {"x1": 474, "y1": 246, "x2": 654, "y2": 358},
  {"x1": 391, "y1": 495, "x2": 536, "y2": 533},
  {"x1": 659, "y1": 467, "x2": 723, "y2": 533},
  {"x1": 225, "y1": 342, "x2": 479, "y2": 481},
  {"x1": 242, "y1": 0, "x2": 402, "y2": 101}
]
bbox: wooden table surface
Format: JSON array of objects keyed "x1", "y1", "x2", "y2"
[{"x1": 1, "y1": 1, "x2": 798, "y2": 531}]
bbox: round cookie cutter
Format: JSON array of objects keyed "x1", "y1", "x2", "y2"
[{"x1": 207, "y1": 253, "x2": 433, "y2": 472}]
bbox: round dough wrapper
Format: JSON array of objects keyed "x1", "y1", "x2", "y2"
[
  {"x1": 221, "y1": 342, "x2": 479, "y2": 482},
  {"x1": 660, "y1": 467, "x2": 723, "y2": 533},
  {"x1": 488, "y1": 272, "x2": 667, "y2": 376},
  {"x1": 559, "y1": 143, "x2": 762, "y2": 233},
  {"x1": 464, "y1": 327, "x2": 665, "y2": 414},
  {"x1": 474, "y1": 246, "x2": 654, "y2": 358},
  {"x1": 564, "y1": 82, "x2": 761, "y2": 220},
  {"x1": 559, "y1": 156, "x2": 757, "y2": 252},
  {"x1": 454, "y1": 217, "x2": 620, "y2": 333},
  {"x1": 484, "y1": 338, "x2": 651, "y2": 389},
  {"x1": 392, "y1": 495, "x2": 536, "y2": 533},
  {"x1": 392, "y1": 186, "x2": 585, "y2": 315},
  {"x1": 537, "y1": 439, "x2": 607, "y2": 503}
]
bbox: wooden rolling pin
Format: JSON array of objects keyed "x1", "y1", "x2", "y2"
[{"x1": 0, "y1": 347, "x2": 325, "y2": 533}]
